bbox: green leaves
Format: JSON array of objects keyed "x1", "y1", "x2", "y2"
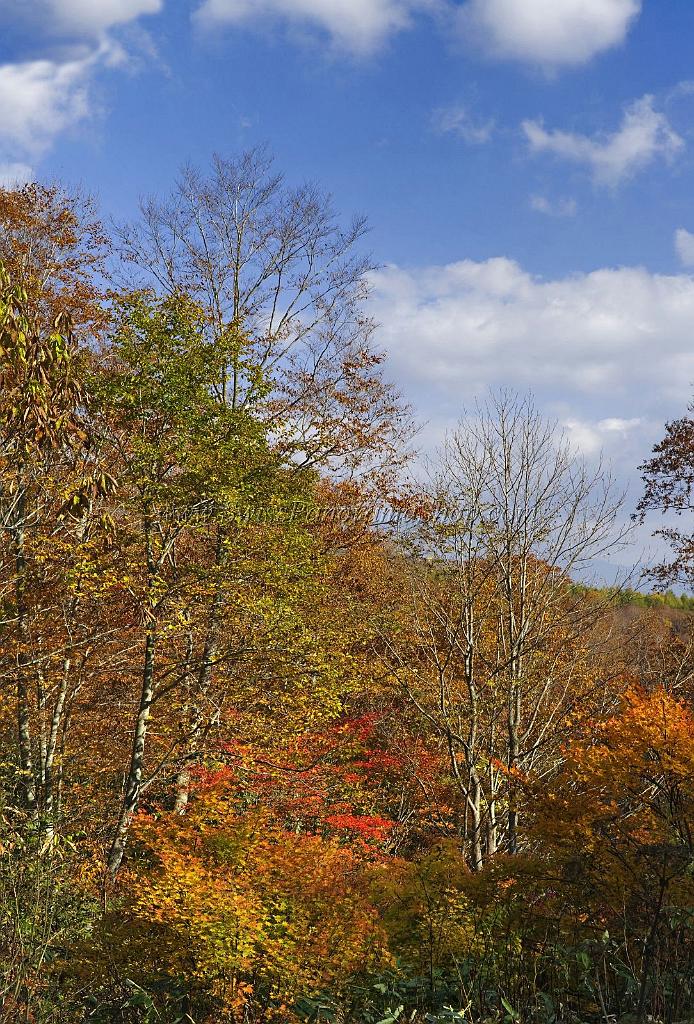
[
  {"x1": 92, "y1": 290, "x2": 280, "y2": 515},
  {"x1": 0, "y1": 260, "x2": 87, "y2": 460},
  {"x1": 500, "y1": 995, "x2": 520, "y2": 1022},
  {"x1": 375, "y1": 1007, "x2": 404, "y2": 1024}
]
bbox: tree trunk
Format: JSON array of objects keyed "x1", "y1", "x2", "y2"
[
  {"x1": 105, "y1": 626, "x2": 156, "y2": 886},
  {"x1": 507, "y1": 710, "x2": 519, "y2": 854},
  {"x1": 12, "y1": 485, "x2": 37, "y2": 817},
  {"x1": 41, "y1": 655, "x2": 71, "y2": 844},
  {"x1": 173, "y1": 532, "x2": 226, "y2": 814},
  {"x1": 469, "y1": 769, "x2": 484, "y2": 872}
]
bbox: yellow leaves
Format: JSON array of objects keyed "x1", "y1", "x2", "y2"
[
  {"x1": 567, "y1": 686, "x2": 694, "y2": 792},
  {"x1": 121, "y1": 805, "x2": 390, "y2": 1017},
  {"x1": 523, "y1": 682, "x2": 694, "y2": 945}
]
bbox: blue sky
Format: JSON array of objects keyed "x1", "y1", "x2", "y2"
[{"x1": 2, "y1": 0, "x2": 694, "y2": 575}]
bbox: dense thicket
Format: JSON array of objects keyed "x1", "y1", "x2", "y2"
[{"x1": 0, "y1": 167, "x2": 692, "y2": 1024}]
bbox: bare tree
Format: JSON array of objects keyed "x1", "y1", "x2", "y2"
[
  {"x1": 386, "y1": 391, "x2": 630, "y2": 866},
  {"x1": 115, "y1": 146, "x2": 406, "y2": 477}
]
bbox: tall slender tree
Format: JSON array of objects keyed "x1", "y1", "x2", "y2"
[{"x1": 387, "y1": 392, "x2": 629, "y2": 865}]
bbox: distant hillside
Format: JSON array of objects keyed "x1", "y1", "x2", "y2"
[{"x1": 575, "y1": 585, "x2": 694, "y2": 613}]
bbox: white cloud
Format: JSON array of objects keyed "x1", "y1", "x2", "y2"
[
  {"x1": 523, "y1": 95, "x2": 683, "y2": 187},
  {"x1": 456, "y1": 0, "x2": 640, "y2": 68},
  {"x1": 564, "y1": 416, "x2": 641, "y2": 455},
  {"x1": 369, "y1": 257, "x2": 694, "y2": 409},
  {"x1": 46, "y1": 0, "x2": 163, "y2": 35},
  {"x1": 370, "y1": 258, "x2": 693, "y2": 576},
  {"x1": 0, "y1": 2, "x2": 163, "y2": 179},
  {"x1": 195, "y1": 0, "x2": 641, "y2": 62},
  {"x1": 433, "y1": 103, "x2": 494, "y2": 144},
  {"x1": 2, "y1": 0, "x2": 162, "y2": 40},
  {"x1": 194, "y1": 0, "x2": 423, "y2": 53},
  {"x1": 371, "y1": 257, "x2": 689, "y2": 576},
  {"x1": 600, "y1": 416, "x2": 643, "y2": 432},
  {"x1": 675, "y1": 227, "x2": 694, "y2": 267},
  {"x1": 530, "y1": 194, "x2": 577, "y2": 217},
  {"x1": 0, "y1": 162, "x2": 33, "y2": 187},
  {"x1": 0, "y1": 56, "x2": 94, "y2": 158}
]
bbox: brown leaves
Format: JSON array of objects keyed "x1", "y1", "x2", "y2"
[{"x1": 0, "y1": 183, "x2": 108, "y2": 339}]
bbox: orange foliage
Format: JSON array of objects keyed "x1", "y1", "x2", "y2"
[{"x1": 85, "y1": 791, "x2": 391, "y2": 1022}]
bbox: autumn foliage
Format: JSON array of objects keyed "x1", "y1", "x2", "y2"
[{"x1": 0, "y1": 169, "x2": 693, "y2": 1024}]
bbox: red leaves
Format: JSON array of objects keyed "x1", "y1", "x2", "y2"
[{"x1": 324, "y1": 813, "x2": 394, "y2": 842}]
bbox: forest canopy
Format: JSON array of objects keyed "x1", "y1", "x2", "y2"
[{"x1": 0, "y1": 162, "x2": 692, "y2": 1024}]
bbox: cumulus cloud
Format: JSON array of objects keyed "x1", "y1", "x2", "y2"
[
  {"x1": 433, "y1": 103, "x2": 495, "y2": 144},
  {"x1": 523, "y1": 95, "x2": 683, "y2": 187},
  {"x1": 195, "y1": 0, "x2": 642, "y2": 62},
  {"x1": 370, "y1": 257, "x2": 690, "y2": 574},
  {"x1": 530, "y1": 194, "x2": 577, "y2": 217},
  {"x1": 0, "y1": 56, "x2": 95, "y2": 159},
  {"x1": 369, "y1": 257, "x2": 694, "y2": 412},
  {"x1": 370, "y1": 257, "x2": 692, "y2": 574},
  {"x1": 456, "y1": 0, "x2": 640, "y2": 68},
  {"x1": 674, "y1": 227, "x2": 694, "y2": 267},
  {"x1": 194, "y1": 0, "x2": 423, "y2": 53}
]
